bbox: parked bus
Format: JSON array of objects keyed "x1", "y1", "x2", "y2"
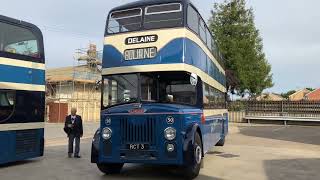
[
  {"x1": 0, "y1": 15, "x2": 45, "y2": 164},
  {"x1": 91, "y1": 0, "x2": 228, "y2": 178}
]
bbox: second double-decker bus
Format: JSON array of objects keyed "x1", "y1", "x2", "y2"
[
  {"x1": 91, "y1": 0, "x2": 228, "y2": 179},
  {"x1": 0, "y1": 15, "x2": 45, "y2": 164}
]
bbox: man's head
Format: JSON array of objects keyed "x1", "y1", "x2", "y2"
[{"x1": 71, "y1": 108, "x2": 77, "y2": 116}]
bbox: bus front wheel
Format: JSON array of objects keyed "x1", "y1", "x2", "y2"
[
  {"x1": 97, "y1": 163, "x2": 124, "y2": 174},
  {"x1": 183, "y1": 133, "x2": 202, "y2": 179}
]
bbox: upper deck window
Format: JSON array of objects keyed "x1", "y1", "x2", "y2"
[
  {"x1": 107, "y1": 8, "x2": 142, "y2": 34},
  {"x1": 144, "y1": 3, "x2": 183, "y2": 29},
  {"x1": 187, "y1": 6, "x2": 199, "y2": 34},
  {"x1": 206, "y1": 28, "x2": 212, "y2": 51},
  {"x1": 146, "y1": 3, "x2": 182, "y2": 14},
  {"x1": 199, "y1": 19, "x2": 206, "y2": 43},
  {"x1": 0, "y1": 22, "x2": 40, "y2": 58}
]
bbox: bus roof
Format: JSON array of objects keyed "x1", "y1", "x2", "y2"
[
  {"x1": 0, "y1": 15, "x2": 43, "y2": 36},
  {"x1": 111, "y1": 0, "x2": 191, "y2": 12}
]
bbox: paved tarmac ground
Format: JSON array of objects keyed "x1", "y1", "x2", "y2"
[{"x1": 1, "y1": 123, "x2": 320, "y2": 180}]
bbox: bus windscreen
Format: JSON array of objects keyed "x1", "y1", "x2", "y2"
[
  {"x1": 144, "y1": 3, "x2": 183, "y2": 29},
  {"x1": 0, "y1": 22, "x2": 40, "y2": 58},
  {"x1": 107, "y1": 8, "x2": 142, "y2": 34}
]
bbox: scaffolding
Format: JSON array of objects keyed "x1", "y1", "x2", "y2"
[{"x1": 46, "y1": 44, "x2": 102, "y2": 123}]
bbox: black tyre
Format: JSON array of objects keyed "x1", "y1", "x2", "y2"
[
  {"x1": 184, "y1": 133, "x2": 203, "y2": 179},
  {"x1": 97, "y1": 163, "x2": 124, "y2": 174},
  {"x1": 216, "y1": 136, "x2": 225, "y2": 146}
]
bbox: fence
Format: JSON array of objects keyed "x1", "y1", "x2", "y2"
[
  {"x1": 227, "y1": 101, "x2": 320, "y2": 123},
  {"x1": 246, "y1": 101, "x2": 320, "y2": 117}
]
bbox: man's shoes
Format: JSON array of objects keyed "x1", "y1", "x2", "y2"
[
  {"x1": 68, "y1": 153, "x2": 72, "y2": 158},
  {"x1": 74, "y1": 155, "x2": 81, "y2": 158}
]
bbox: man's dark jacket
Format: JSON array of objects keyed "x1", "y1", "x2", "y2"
[{"x1": 64, "y1": 115, "x2": 83, "y2": 137}]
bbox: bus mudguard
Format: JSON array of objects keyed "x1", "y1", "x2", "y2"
[
  {"x1": 183, "y1": 123, "x2": 203, "y2": 164},
  {"x1": 91, "y1": 129, "x2": 100, "y2": 163}
]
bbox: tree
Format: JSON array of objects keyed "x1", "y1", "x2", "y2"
[
  {"x1": 209, "y1": 0, "x2": 273, "y2": 97},
  {"x1": 281, "y1": 90, "x2": 296, "y2": 99},
  {"x1": 306, "y1": 88, "x2": 315, "y2": 92}
]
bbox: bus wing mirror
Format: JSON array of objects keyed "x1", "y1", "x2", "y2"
[{"x1": 190, "y1": 73, "x2": 198, "y2": 86}]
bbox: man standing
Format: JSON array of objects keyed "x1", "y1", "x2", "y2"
[{"x1": 64, "y1": 108, "x2": 83, "y2": 158}]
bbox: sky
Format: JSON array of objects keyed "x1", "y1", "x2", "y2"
[{"x1": 1, "y1": 0, "x2": 319, "y2": 93}]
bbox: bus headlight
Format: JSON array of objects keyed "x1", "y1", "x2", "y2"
[
  {"x1": 164, "y1": 127, "x2": 176, "y2": 141},
  {"x1": 102, "y1": 127, "x2": 112, "y2": 140}
]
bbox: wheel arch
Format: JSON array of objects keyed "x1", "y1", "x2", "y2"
[
  {"x1": 183, "y1": 123, "x2": 204, "y2": 164},
  {"x1": 91, "y1": 128, "x2": 100, "y2": 163},
  {"x1": 195, "y1": 126, "x2": 204, "y2": 157}
]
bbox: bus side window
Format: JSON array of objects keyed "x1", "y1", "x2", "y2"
[
  {"x1": 199, "y1": 19, "x2": 206, "y2": 43},
  {"x1": 0, "y1": 91, "x2": 15, "y2": 106},
  {"x1": 206, "y1": 29, "x2": 212, "y2": 51},
  {"x1": 0, "y1": 91, "x2": 15, "y2": 122},
  {"x1": 187, "y1": 5, "x2": 199, "y2": 35},
  {"x1": 203, "y1": 83, "x2": 210, "y2": 108}
]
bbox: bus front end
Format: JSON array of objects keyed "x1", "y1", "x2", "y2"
[{"x1": 97, "y1": 103, "x2": 200, "y2": 165}]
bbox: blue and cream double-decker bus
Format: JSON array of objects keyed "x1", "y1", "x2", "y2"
[
  {"x1": 91, "y1": 0, "x2": 228, "y2": 178},
  {"x1": 0, "y1": 15, "x2": 45, "y2": 164}
]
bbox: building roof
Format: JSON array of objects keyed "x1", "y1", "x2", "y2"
[
  {"x1": 111, "y1": 0, "x2": 190, "y2": 11},
  {"x1": 305, "y1": 88, "x2": 320, "y2": 101},
  {"x1": 289, "y1": 88, "x2": 311, "y2": 101},
  {"x1": 46, "y1": 65, "x2": 101, "y2": 83},
  {"x1": 256, "y1": 93, "x2": 284, "y2": 101}
]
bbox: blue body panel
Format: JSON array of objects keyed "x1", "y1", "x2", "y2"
[
  {"x1": 200, "y1": 113, "x2": 228, "y2": 153},
  {"x1": 0, "y1": 128, "x2": 44, "y2": 164},
  {"x1": 98, "y1": 103, "x2": 228, "y2": 165},
  {"x1": 0, "y1": 64, "x2": 45, "y2": 85},
  {"x1": 103, "y1": 37, "x2": 226, "y2": 86},
  {"x1": 0, "y1": 63, "x2": 45, "y2": 165}
]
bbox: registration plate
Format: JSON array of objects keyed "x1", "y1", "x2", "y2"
[{"x1": 127, "y1": 144, "x2": 149, "y2": 150}]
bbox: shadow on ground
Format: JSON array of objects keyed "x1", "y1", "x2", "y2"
[
  {"x1": 207, "y1": 151, "x2": 240, "y2": 159},
  {"x1": 100, "y1": 164, "x2": 221, "y2": 180},
  {"x1": 0, "y1": 159, "x2": 39, "y2": 169},
  {"x1": 264, "y1": 158, "x2": 320, "y2": 180},
  {"x1": 238, "y1": 125, "x2": 320, "y2": 145}
]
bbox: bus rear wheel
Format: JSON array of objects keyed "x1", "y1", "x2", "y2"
[
  {"x1": 97, "y1": 163, "x2": 124, "y2": 174},
  {"x1": 183, "y1": 133, "x2": 202, "y2": 179}
]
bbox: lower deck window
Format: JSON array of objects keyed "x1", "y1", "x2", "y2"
[
  {"x1": 203, "y1": 83, "x2": 226, "y2": 109},
  {"x1": 0, "y1": 90, "x2": 15, "y2": 122}
]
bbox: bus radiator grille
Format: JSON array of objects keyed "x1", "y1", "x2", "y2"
[
  {"x1": 15, "y1": 130, "x2": 38, "y2": 155},
  {"x1": 120, "y1": 117, "x2": 156, "y2": 146}
]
